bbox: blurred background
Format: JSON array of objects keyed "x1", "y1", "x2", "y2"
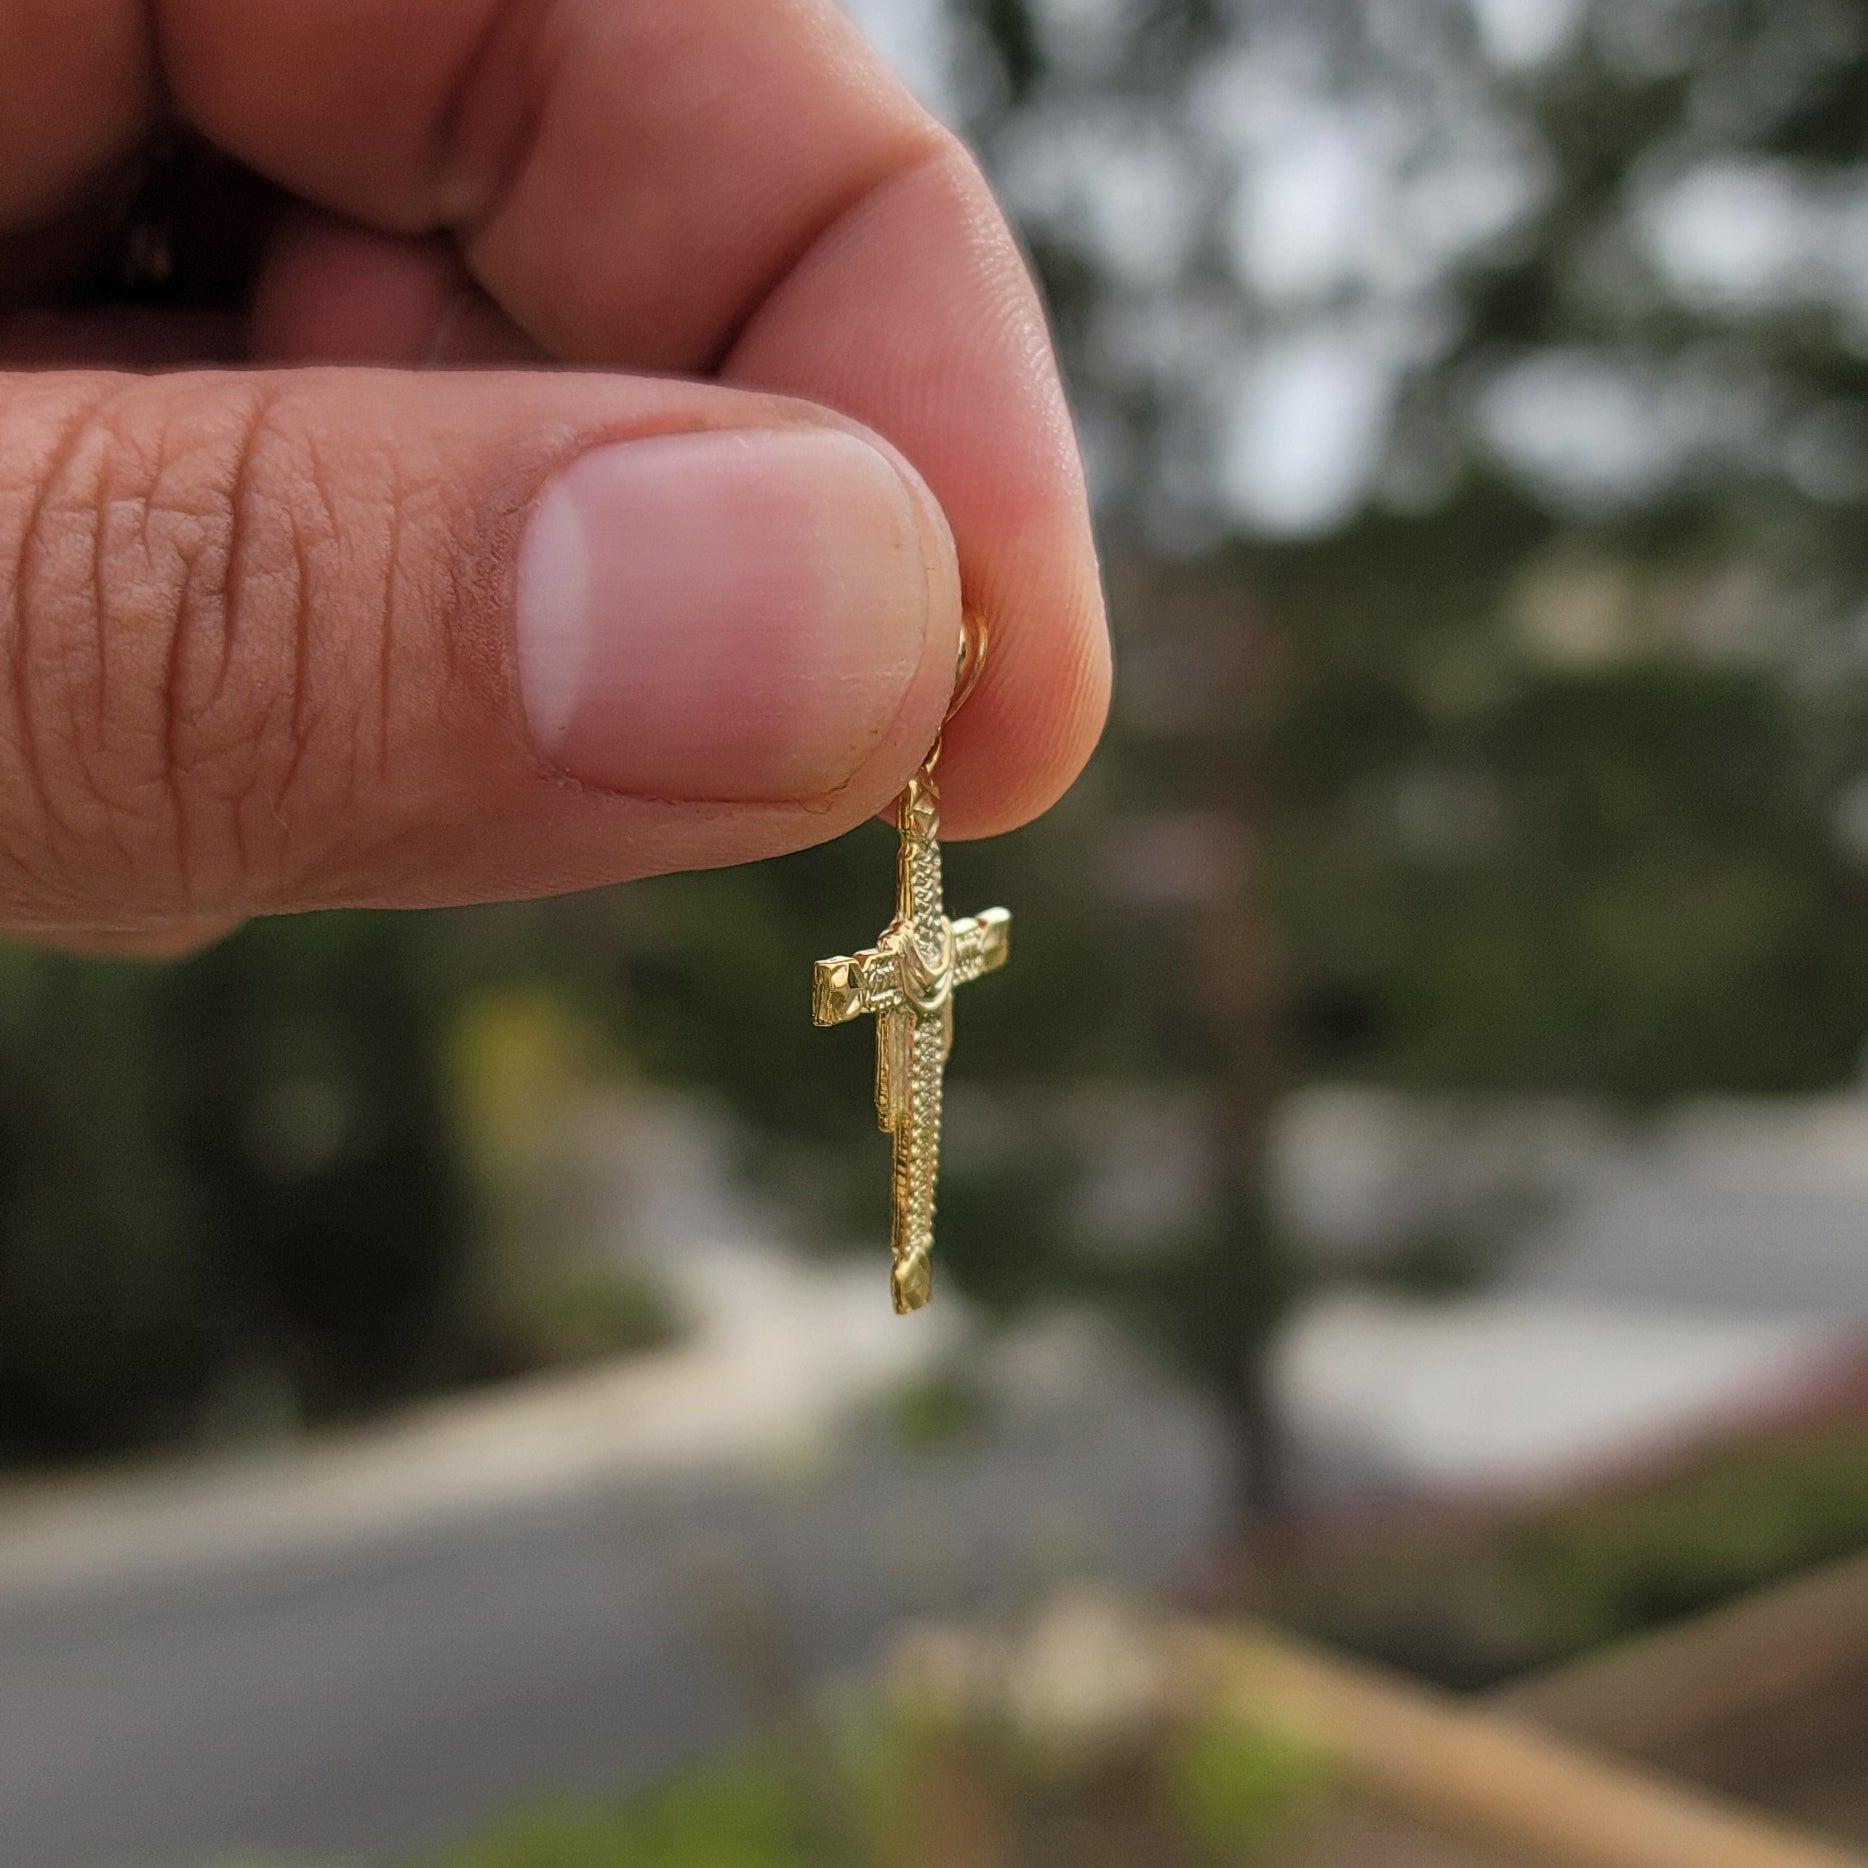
[{"x1": 12, "y1": 1, "x2": 1868, "y2": 1863}]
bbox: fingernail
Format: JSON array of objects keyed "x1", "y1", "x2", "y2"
[{"x1": 516, "y1": 427, "x2": 936, "y2": 801}]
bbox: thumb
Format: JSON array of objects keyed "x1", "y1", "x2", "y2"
[{"x1": 0, "y1": 367, "x2": 961, "y2": 940}]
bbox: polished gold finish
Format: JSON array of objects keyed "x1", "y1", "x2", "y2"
[
  {"x1": 812, "y1": 620, "x2": 1009, "y2": 1313},
  {"x1": 948, "y1": 609, "x2": 989, "y2": 719}
]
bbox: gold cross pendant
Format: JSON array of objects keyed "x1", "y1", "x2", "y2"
[{"x1": 811, "y1": 757, "x2": 1010, "y2": 1314}]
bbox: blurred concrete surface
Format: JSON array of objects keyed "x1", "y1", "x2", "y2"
[{"x1": 0, "y1": 1092, "x2": 1226, "y2": 1868}]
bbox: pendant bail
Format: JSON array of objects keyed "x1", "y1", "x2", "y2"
[
  {"x1": 911, "y1": 612, "x2": 987, "y2": 806},
  {"x1": 948, "y1": 611, "x2": 989, "y2": 724}
]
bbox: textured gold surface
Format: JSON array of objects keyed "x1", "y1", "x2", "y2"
[{"x1": 812, "y1": 765, "x2": 1010, "y2": 1313}]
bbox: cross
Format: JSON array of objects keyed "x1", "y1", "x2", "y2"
[{"x1": 812, "y1": 772, "x2": 1010, "y2": 1313}]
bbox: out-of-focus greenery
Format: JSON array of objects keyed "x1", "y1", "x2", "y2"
[
  {"x1": 1159, "y1": 1712, "x2": 1328, "y2": 1860},
  {"x1": 0, "y1": 915, "x2": 469, "y2": 1458},
  {"x1": 227, "y1": 1693, "x2": 1319, "y2": 1867},
  {"x1": 500, "y1": 1265, "x2": 681, "y2": 1371},
  {"x1": 885, "y1": 1361, "x2": 994, "y2": 1454},
  {"x1": 1271, "y1": 1412, "x2": 1868, "y2": 1687},
  {"x1": 1517, "y1": 1418, "x2": 1868, "y2": 1654},
  {"x1": 407, "y1": 1707, "x2": 1317, "y2": 1867},
  {"x1": 421, "y1": 1764, "x2": 814, "y2": 1868},
  {"x1": 0, "y1": 918, "x2": 677, "y2": 1461}
]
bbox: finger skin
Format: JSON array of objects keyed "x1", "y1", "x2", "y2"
[
  {"x1": 0, "y1": 366, "x2": 961, "y2": 934},
  {"x1": 159, "y1": 0, "x2": 1111, "y2": 836},
  {"x1": 249, "y1": 211, "x2": 544, "y2": 366},
  {"x1": 721, "y1": 145, "x2": 1107, "y2": 833},
  {"x1": 0, "y1": 0, "x2": 151, "y2": 226},
  {"x1": 0, "y1": 0, "x2": 1109, "y2": 840}
]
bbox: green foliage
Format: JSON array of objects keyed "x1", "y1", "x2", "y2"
[
  {"x1": 888, "y1": 0, "x2": 1868, "y2": 1492},
  {"x1": 1159, "y1": 1713, "x2": 1326, "y2": 1858},
  {"x1": 0, "y1": 953, "x2": 214, "y2": 1453},
  {"x1": 885, "y1": 1362, "x2": 992, "y2": 1454},
  {"x1": 1274, "y1": 657, "x2": 1868, "y2": 1100},
  {"x1": 407, "y1": 1707, "x2": 1321, "y2": 1868},
  {"x1": 1274, "y1": 1416, "x2": 1868, "y2": 1687},
  {"x1": 1128, "y1": 1188, "x2": 1303, "y2": 1399},
  {"x1": 226, "y1": 1632, "x2": 1324, "y2": 1866},
  {"x1": 426, "y1": 1764, "x2": 814, "y2": 1868},
  {"x1": 1512, "y1": 1423, "x2": 1868, "y2": 1653},
  {"x1": 492, "y1": 1266, "x2": 682, "y2": 1372},
  {"x1": 0, "y1": 913, "x2": 474, "y2": 1458},
  {"x1": 173, "y1": 913, "x2": 472, "y2": 1411},
  {"x1": 930, "y1": 1140, "x2": 1086, "y2": 1318}
]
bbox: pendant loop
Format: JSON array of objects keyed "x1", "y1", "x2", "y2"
[{"x1": 948, "y1": 612, "x2": 989, "y2": 723}]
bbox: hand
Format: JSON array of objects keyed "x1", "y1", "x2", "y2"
[{"x1": 0, "y1": 0, "x2": 1109, "y2": 955}]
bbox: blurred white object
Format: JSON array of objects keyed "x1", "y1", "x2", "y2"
[
  {"x1": 1274, "y1": 1289, "x2": 1856, "y2": 1501},
  {"x1": 837, "y1": 0, "x2": 964, "y2": 115},
  {"x1": 1468, "y1": 0, "x2": 1585, "y2": 69},
  {"x1": 1005, "y1": 1586, "x2": 1168, "y2": 1750}
]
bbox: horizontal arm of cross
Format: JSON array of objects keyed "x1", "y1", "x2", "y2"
[
  {"x1": 952, "y1": 907, "x2": 1011, "y2": 985},
  {"x1": 812, "y1": 907, "x2": 1009, "y2": 1027},
  {"x1": 812, "y1": 946, "x2": 901, "y2": 1025}
]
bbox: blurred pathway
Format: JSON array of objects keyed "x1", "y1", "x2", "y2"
[{"x1": 0, "y1": 1093, "x2": 1226, "y2": 1868}]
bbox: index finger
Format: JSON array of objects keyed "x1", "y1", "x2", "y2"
[{"x1": 157, "y1": 0, "x2": 1110, "y2": 835}]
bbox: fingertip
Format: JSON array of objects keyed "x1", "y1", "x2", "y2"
[
  {"x1": 937, "y1": 574, "x2": 1112, "y2": 838},
  {"x1": 722, "y1": 138, "x2": 1111, "y2": 840}
]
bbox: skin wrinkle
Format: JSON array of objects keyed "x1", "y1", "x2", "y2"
[
  {"x1": 80, "y1": 382, "x2": 240, "y2": 909},
  {"x1": 376, "y1": 448, "x2": 401, "y2": 785},
  {"x1": 128, "y1": 380, "x2": 199, "y2": 906},
  {"x1": 408, "y1": 468, "x2": 470, "y2": 771},
  {"x1": 0, "y1": 438, "x2": 61, "y2": 915},
  {"x1": 165, "y1": 516, "x2": 211, "y2": 906},
  {"x1": 197, "y1": 454, "x2": 299, "y2": 890},
  {"x1": 3, "y1": 374, "x2": 966, "y2": 923},
  {"x1": 203, "y1": 379, "x2": 278, "y2": 727},
  {"x1": 154, "y1": 390, "x2": 294, "y2": 907},
  {"x1": 72, "y1": 386, "x2": 176, "y2": 900},
  {"x1": 434, "y1": 500, "x2": 473, "y2": 694},
  {"x1": 270, "y1": 423, "x2": 341, "y2": 851},
  {"x1": 80, "y1": 387, "x2": 205, "y2": 889},
  {"x1": 315, "y1": 464, "x2": 410, "y2": 909},
  {"x1": 5, "y1": 381, "x2": 113, "y2": 858}
]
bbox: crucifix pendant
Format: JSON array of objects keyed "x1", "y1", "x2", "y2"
[{"x1": 811, "y1": 755, "x2": 1010, "y2": 1314}]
